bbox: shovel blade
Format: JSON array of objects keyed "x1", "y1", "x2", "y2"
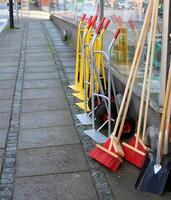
[{"x1": 135, "y1": 153, "x2": 171, "y2": 195}]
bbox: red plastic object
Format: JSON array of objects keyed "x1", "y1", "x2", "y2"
[
  {"x1": 87, "y1": 21, "x2": 92, "y2": 30},
  {"x1": 87, "y1": 16, "x2": 93, "y2": 24},
  {"x1": 91, "y1": 15, "x2": 98, "y2": 27},
  {"x1": 96, "y1": 17, "x2": 105, "y2": 34},
  {"x1": 81, "y1": 13, "x2": 86, "y2": 21},
  {"x1": 128, "y1": 20, "x2": 136, "y2": 30},
  {"x1": 117, "y1": 16, "x2": 124, "y2": 26},
  {"x1": 103, "y1": 19, "x2": 110, "y2": 30},
  {"x1": 89, "y1": 145, "x2": 121, "y2": 172},
  {"x1": 114, "y1": 28, "x2": 120, "y2": 39},
  {"x1": 111, "y1": 14, "x2": 118, "y2": 24}
]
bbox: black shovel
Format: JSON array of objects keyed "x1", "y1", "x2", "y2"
[{"x1": 135, "y1": 62, "x2": 171, "y2": 195}]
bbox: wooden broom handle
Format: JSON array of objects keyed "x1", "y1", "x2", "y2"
[
  {"x1": 142, "y1": 0, "x2": 160, "y2": 142},
  {"x1": 108, "y1": 0, "x2": 154, "y2": 149},
  {"x1": 156, "y1": 66, "x2": 171, "y2": 165}
]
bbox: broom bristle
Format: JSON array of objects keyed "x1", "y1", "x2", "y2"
[
  {"x1": 89, "y1": 147, "x2": 121, "y2": 172},
  {"x1": 128, "y1": 136, "x2": 146, "y2": 152},
  {"x1": 122, "y1": 144, "x2": 146, "y2": 168}
]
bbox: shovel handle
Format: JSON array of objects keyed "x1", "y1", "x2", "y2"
[
  {"x1": 96, "y1": 17, "x2": 105, "y2": 34},
  {"x1": 91, "y1": 15, "x2": 98, "y2": 27},
  {"x1": 114, "y1": 28, "x2": 120, "y2": 39},
  {"x1": 103, "y1": 19, "x2": 110, "y2": 30},
  {"x1": 81, "y1": 13, "x2": 86, "y2": 22},
  {"x1": 87, "y1": 16, "x2": 93, "y2": 24}
]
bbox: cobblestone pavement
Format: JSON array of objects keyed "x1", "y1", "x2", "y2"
[{"x1": 0, "y1": 7, "x2": 171, "y2": 200}]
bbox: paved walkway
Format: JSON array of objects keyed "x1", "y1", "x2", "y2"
[{"x1": 0, "y1": 6, "x2": 171, "y2": 200}]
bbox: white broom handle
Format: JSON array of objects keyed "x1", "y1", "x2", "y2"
[
  {"x1": 108, "y1": 0, "x2": 154, "y2": 150},
  {"x1": 142, "y1": 0, "x2": 160, "y2": 142}
]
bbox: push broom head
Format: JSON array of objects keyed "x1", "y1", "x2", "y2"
[
  {"x1": 122, "y1": 137, "x2": 147, "y2": 168},
  {"x1": 89, "y1": 143, "x2": 123, "y2": 172}
]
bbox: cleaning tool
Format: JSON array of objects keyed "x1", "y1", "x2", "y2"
[
  {"x1": 88, "y1": 0, "x2": 154, "y2": 171},
  {"x1": 122, "y1": 0, "x2": 159, "y2": 168},
  {"x1": 135, "y1": 63, "x2": 171, "y2": 195},
  {"x1": 76, "y1": 15, "x2": 98, "y2": 125},
  {"x1": 68, "y1": 13, "x2": 86, "y2": 92}
]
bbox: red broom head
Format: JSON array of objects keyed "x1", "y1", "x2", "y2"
[
  {"x1": 128, "y1": 136, "x2": 146, "y2": 153},
  {"x1": 122, "y1": 144, "x2": 146, "y2": 168},
  {"x1": 89, "y1": 146, "x2": 121, "y2": 172}
]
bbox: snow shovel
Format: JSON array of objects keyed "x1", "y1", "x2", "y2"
[{"x1": 135, "y1": 63, "x2": 171, "y2": 195}]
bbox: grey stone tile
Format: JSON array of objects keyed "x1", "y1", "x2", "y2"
[
  {"x1": 0, "y1": 61, "x2": 18, "y2": 67},
  {"x1": 26, "y1": 52, "x2": 51, "y2": 58},
  {"x1": 23, "y1": 88, "x2": 65, "y2": 99},
  {"x1": 0, "y1": 80, "x2": 15, "y2": 89},
  {"x1": 63, "y1": 67, "x2": 75, "y2": 73},
  {"x1": 24, "y1": 73, "x2": 59, "y2": 80},
  {"x1": 0, "y1": 73, "x2": 17, "y2": 80},
  {"x1": 18, "y1": 125, "x2": 80, "y2": 149},
  {"x1": 23, "y1": 80, "x2": 62, "y2": 89},
  {"x1": 66, "y1": 73, "x2": 75, "y2": 81},
  {"x1": 25, "y1": 61, "x2": 55, "y2": 67},
  {"x1": 25, "y1": 66, "x2": 56, "y2": 73},
  {"x1": 0, "y1": 129, "x2": 8, "y2": 148},
  {"x1": 0, "y1": 113, "x2": 10, "y2": 129},
  {"x1": 20, "y1": 110, "x2": 74, "y2": 129},
  {"x1": 0, "y1": 67, "x2": 17, "y2": 73},
  {"x1": 0, "y1": 89, "x2": 14, "y2": 99},
  {"x1": 61, "y1": 62, "x2": 75, "y2": 67},
  {"x1": 14, "y1": 172, "x2": 98, "y2": 200},
  {"x1": 0, "y1": 100, "x2": 12, "y2": 113},
  {"x1": 0, "y1": 149, "x2": 4, "y2": 171},
  {"x1": 21, "y1": 97, "x2": 68, "y2": 112},
  {"x1": 26, "y1": 56, "x2": 53, "y2": 62},
  {"x1": 16, "y1": 145, "x2": 88, "y2": 176}
]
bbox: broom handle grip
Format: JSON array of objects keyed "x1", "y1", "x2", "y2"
[
  {"x1": 81, "y1": 13, "x2": 86, "y2": 21},
  {"x1": 128, "y1": 20, "x2": 136, "y2": 31},
  {"x1": 91, "y1": 15, "x2": 98, "y2": 27},
  {"x1": 103, "y1": 19, "x2": 110, "y2": 30},
  {"x1": 142, "y1": 0, "x2": 159, "y2": 143},
  {"x1": 87, "y1": 16, "x2": 93, "y2": 24},
  {"x1": 96, "y1": 17, "x2": 105, "y2": 34},
  {"x1": 135, "y1": 0, "x2": 158, "y2": 148},
  {"x1": 108, "y1": 0, "x2": 153, "y2": 149}
]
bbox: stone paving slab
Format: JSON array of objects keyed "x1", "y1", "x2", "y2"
[
  {"x1": 0, "y1": 61, "x2": 18, "y2": 67},
  {"x1": 26, "y1": 49, "x2": 50, "y2": 54},
  {"x1": 57, "y1": 52, "x2": 75, "y2": 58},
  {"x1": 60, "y1": 61, "x2": 75, "y2": 67},
  {"x1": 25, "y1": 61, "x2": 55, "y2": 67},
  {"x1": 23, "y1": 88, "x2": 65, "y2": 99},
  {"x1": 26, "y1": 56, "x2": 53, "y2": 62},
  {"x1": 14, "y1": 172, "x2": 98, "y2": 200},
  {"x1": 20, "y1": 110, "x2": 74, "y2": 129},
  {"x1": 0, "y1": 73, "x2": 17, "y2": 80},
  {"x1": 21, "y1": 97, "x2": 68, "y2": 112},
  {"x1": 0, "y1": 67, "x2": 17, "y2": 73},
  {"x1": 16, "y1": 145, "x2": 88, "y2": 177},
  {"x1": 18, "y1": 125, "x2": 80, "y2": 149},
  {"x1": 24, "y1": 72, "x2": 59, "y2": 80},
  {"x1": 25, "y1": 66, "x2": 56, "y2": 73},
  {"x1": 0, "y1": 129, "x2": 8, "y2": 148},
  {"x1": 26, "y1": 52, "x2": 52, "y2": 59},
  {"x1": 58, "y1": 57, "x2": 75, "y2": 63},
  {"x1": 0, "y1": 149, "x2": 4, "y2": 172},
  {"x1": 0, "y1": 80, "x2": 15, "y2": 89},
  {"x1": 0, "y1": 88, "x2": 15, "y2": 99},
  {"x1": 0, "y1": 100, "x2": 12, "y2": 113},
  {"x1": 63, "y1": 67, "x2": 75, "y2": 73},
  {"x1": 0, "y1": 113, "x2": 10, "y2": 129},
  {"x1": 24, "y1": 80, "x2": 62, "y2": 89}
]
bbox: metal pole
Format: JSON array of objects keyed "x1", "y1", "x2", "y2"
[
  {"x1": 99, "y1": 0, "x2": 104, "y2": 22},
  {"x1": 9, "y1": 0, "x2": 14, "y2": 28}
]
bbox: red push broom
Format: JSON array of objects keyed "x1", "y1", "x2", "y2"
[
  {"x1": 89, "y1": 0, "x2": 153, "y2": 172},
  {"x1": 122, "y1": 0, "x2": 159, "y2": 168}
]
